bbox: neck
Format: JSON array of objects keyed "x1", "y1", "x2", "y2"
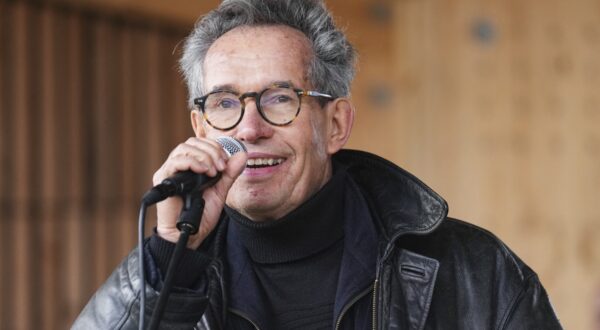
[{"x1": 225, "y1": 165, "x2": 345, "y2": 264}]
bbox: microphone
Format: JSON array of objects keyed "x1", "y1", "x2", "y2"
[{"x1": 142, "y1": 136, "x2": 246, "y2": 205}]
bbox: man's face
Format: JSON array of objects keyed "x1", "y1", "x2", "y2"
[{"x1": 195, "y1": 25, "x2": 333, "y2": 221}]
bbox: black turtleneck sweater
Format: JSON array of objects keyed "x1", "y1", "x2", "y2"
[
  {"x1": 148, "y1": 168, "x2": 347, "y2": 329},
  {"x1": 225, "y1": 168, "x2": 346, "y2": 329}
]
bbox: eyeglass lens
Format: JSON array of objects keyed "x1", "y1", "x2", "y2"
[{"x1": 203, "y1": 87, "x2": 300, "y2": 129}]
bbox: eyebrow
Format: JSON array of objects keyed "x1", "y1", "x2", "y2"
[
  {"x1": 269, "y1": 80, "x2": 294, "y2": 88},
  {"x1": 208, "y1": 80, "x2": 296, "y2": 94},
  {"x1": 209, "y1": 84, "x2": 238, "y2": 93}
]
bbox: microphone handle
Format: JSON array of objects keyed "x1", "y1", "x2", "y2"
[
  {"x1": 162, "y1": 170, "x2": 222, "y2": 195},
  {"x1": 142, "y1": 171, "x2": 221, "y2": 205}
]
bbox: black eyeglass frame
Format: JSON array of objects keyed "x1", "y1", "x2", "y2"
[{"x1": 193, "y1": 85, "x2": 334, "y2": 131}]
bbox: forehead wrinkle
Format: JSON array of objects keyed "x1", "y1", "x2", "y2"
[{"x1": 203, "y1": 25, "x2": 313, "y2": 91}]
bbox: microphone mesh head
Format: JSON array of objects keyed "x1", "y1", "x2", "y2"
[{"x1": 216, "y1": 136, "x2": 247, "y2": 157}]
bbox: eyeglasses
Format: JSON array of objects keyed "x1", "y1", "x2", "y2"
[{"x1": 193, "y1": 84, "x2": 334, "y2": 131}]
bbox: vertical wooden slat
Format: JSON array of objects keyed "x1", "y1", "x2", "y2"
[
  {"x1": 157, "y1": 34, "x2": 174, "y2": 155},
  {"x1": 118, "y1": 25, "x2": 137, "y2": 257},
  {"x1": 146, "y1": 29, "x2": 162, "y2": 236},
  {"x1": 167, "y1": 32, "x2": 193, "y2": 153},
  {"x1": 78, "y1": 13, "x2": 97, "y2": 304},
  {"x1": 29, "y1": 5, "x2": 44, "y2": 326},
  {"x1": 13, "y1": 3, "x2": 32, "y2": 329},
  {"x1": 170, "y1": 35, "x2": 192, "y2": 143},
  {"x1": 103, "y1": 18, "x2": 121, "y2": 272},
  {"x1": 52, "y1": 10, "x2": 71, "y2": 328},
  {"x1": 0, "y1": 2, "x2": 8, "y2": 328},
  {"x1": 131, "y1": 27, "x2": 151, "y2": 209},
  {"x1": 91, "y1": 17, "x2": 110, "y2": 289},
  {"x1": 164, "y1": 34, "x2": 188, "y2": 148},
  {"x1": 65, "y1": 11, "x2": 84, "y2": 323},
  {"x1": 40, "y1": 7, "x2": 59, "y2": 328}
]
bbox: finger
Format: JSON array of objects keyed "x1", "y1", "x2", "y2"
[
  {"x1": 153, "y1": 155, "x2": 213, "y2": 185},
  {"x1": 163, "y1": 142, "x2": 222, "y2": 175},
  {"x1": 212, "y1": 150, "x2": 247, "y2": 198},
  {"x1": 224, "y1": 151, "x2": 248, "y2": 179},
  {"x1": 183, "y1": 138, "x2": 228, "y2": 171},
  {"x1": 167, "y1": 154, "x2": 216, "y2": 176}
]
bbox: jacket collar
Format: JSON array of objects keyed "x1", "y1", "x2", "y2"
[
  {"x1": 334, "y1": 150, "x2": 444, "y2": 329},
  {"x1": 333, "y1": 150, "x2": 448, "y2": 242}
]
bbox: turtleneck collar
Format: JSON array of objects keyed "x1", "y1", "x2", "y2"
[{"x1": 225, "y1": 166, "x2": 347, "y2": 264}]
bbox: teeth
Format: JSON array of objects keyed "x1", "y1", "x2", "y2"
[{"x1": 246, "y1": 158, "x2": 284, "y2": 167}]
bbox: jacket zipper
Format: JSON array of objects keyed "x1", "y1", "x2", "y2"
[
  {"x1": 229, "y1": 283, "x2": 376, "y2": 330},
  {"x1": 334, "y1": 284, "x2": 375, "y2": 330},
  {"x1": 371, "y1": 278, "x2": 378, "y2": 330},
  {"x1": 228, "y1": 308, "x2": 260, "y2": 330}
]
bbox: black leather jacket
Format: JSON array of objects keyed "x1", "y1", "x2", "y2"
[{"x1": 73, "y1": 150, "x2": 562, "y2": 329}]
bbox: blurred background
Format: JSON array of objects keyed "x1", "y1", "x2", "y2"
[{"x1": 0, "y1": 0, "x2": 599, "y2": 328}]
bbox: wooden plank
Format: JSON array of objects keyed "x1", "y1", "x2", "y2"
[
  {"x1": 147, "y1": 31, "x2": 162, "y2": 184},
  {"x1": 170, "y1": 35, "x2": 191, "y2": 144},
  {"x1": 118, "y1": 26, "x2": 137, "y2": 256},
  {"x1": 50, "y1": 10, "x2": 71, "y2": 328},
  {"x1": 381, "y1": 0, "x2": 599, "y2": 328},
  {"x1": 92, "y1": 18, "x2": 110, "y2": 288},
  {"x1": 143, "y1": 30, "x2": 162, "y2": 236},
  {"x1": 40, "y1": 7, "x2": 58, "y2": 328},
  {"x1": 386, "y1": 0, "x2": 429, "y2": 171},
  {"x1": 103, "y1": 20, "x2": 121, "y2": 270},
  {"x1": 64, "y1": 11, "x2": 85, "y2": 323},
  {"x1": 13, "y1": 3, "x2": 32, "y2": 329},
  {"x1": 0, "y1": 3, "x2": 10, "y2": 329}
]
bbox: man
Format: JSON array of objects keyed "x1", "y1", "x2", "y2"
[{"x1": 74, "y1": 0, "x2": 562, "y2": 329}]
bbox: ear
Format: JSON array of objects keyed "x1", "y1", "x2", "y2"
[
  {"x1": 190, "y1": 109, "x2": 207, "y2": 138},
  {"x1": 326, "y1": 98, "x2": 355, "y2": 154}
]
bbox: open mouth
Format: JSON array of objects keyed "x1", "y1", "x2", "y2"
[{"x1": 246, "y1": 158, "x2": 285, "y2": 169}]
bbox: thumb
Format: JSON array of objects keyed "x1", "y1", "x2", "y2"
[{"x1": 215, "y1": 150, "x2": 247, "y2": 195}]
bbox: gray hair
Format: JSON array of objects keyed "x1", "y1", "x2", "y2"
[{"x1": 179, "y1": 0, "x2": 357, "y2": 107}]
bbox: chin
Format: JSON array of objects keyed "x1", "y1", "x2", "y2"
[{"x1": 228, "y1": 193, "x2": 281, "y2": 218}]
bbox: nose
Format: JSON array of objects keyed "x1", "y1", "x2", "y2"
[{"x1": 234, "y1": 98, "x2": 273, "y2": 143}]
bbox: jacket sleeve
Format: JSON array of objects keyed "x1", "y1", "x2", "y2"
[
  {"x1": 71, "y1": 244, "x2": 211, "y2": 329},
  {"x1": 500, "y1": 274, "x2": 563, "y2": 330}
]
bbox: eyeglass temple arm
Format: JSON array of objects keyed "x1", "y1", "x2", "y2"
[{"x1": 304, "y1": 90, "x2": 334, "y2": 99}]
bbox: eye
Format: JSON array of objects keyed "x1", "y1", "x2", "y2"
[
  {"x1": 218, "y1": 98, "x2": 237, "y2": 108},
  {"x1": 211, "y1": 94, "x2": 240, "y2": 110},
  {"x1": 273, "y1": 95, "x2": 293, "y2": 103},
  {"x1": 262, "y1": 90, "x2": 295, "y2": 106}
]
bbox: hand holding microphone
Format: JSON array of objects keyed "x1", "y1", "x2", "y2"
[{"x1": 150, "y1": 136, "x2": 247, "y2": 249}]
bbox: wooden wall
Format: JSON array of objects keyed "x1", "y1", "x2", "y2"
[
  {"x1": 341, "y1": 0, "x2": 600, "y2": 329},
  {"x1": 0, "y1": 2, "x2": 190, "y2": 328},
  {"x1": 1, "y1": 0, "x2": 598, "y2": 329}
]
